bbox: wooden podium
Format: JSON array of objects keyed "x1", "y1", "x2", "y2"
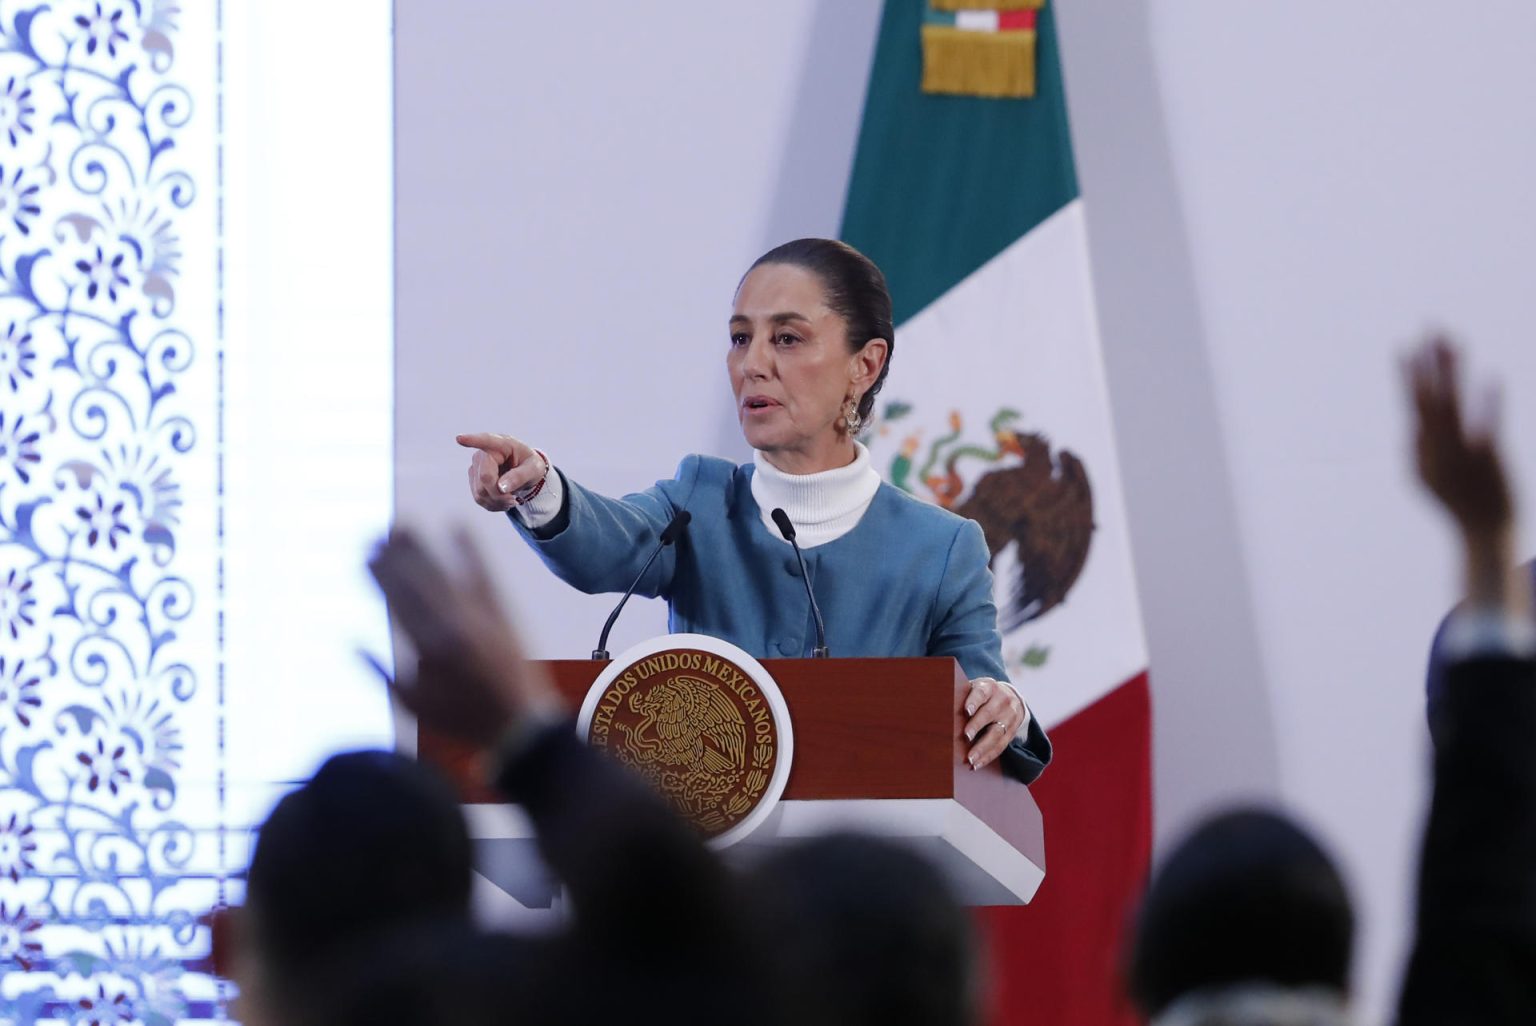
[{"x1": 420, "y1": 657, "x2": 1045, "y2": 910}]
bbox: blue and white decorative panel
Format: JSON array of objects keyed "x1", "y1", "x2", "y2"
[{"x1": 0, "y1": 2, "x2": 221, "y2": 1022}]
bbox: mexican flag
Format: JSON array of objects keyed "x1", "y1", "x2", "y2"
[{"x1": 844, "y1": 3, "x2": 1152, "y2": 1024}]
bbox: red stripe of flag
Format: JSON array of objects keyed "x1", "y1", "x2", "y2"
[
  {"x1": 998, "y1": 10, "x2": 1037, "y2": 31},
  {"x1": 978, "y1": 670, "x2": 1152, "y2": 1026}
]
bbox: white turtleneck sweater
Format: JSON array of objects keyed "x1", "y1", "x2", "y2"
[
  {"x1": 748, "y1": 442, "x2": 881, "y2": 549},
  {"x1": 515, "y1": 443, "x2": 883, "y2": 550}
]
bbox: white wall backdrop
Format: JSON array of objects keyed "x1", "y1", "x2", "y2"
[
  {"x1": 395, "y1": 1, "x2": 1536, "y2": 1018},
  {"x1": 223, "y1": 0, "x2": 395, "y2": 828}
]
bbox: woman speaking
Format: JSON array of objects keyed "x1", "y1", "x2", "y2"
[{"x1": 459, "y1": 239, "x2": 1051, "y2": 782}]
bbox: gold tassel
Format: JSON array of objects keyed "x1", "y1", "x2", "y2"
[
  {"x1": 921, "y1": 25, "x2": 1037, "y2": 99},
  {"x1": 929, "y1": 0, "x2": 1043, "y2": 11}
]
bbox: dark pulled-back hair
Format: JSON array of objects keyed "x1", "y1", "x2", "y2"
[
  {"x1": 749, "y1": 238, "x2": 894, "y2": 426},
  {"x1": 1126, "y1": 808, "x2": 1355, "y2": 1016}
]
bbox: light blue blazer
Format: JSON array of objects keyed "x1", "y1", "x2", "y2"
[{"x1": 509, "y1": 454, "x2": 1051, "y2": 783}]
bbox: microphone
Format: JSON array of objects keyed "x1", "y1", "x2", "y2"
[
  {"x1": 770, "y1": 508, "x2": 829, "y2": 658},
  {"x1": 593, "y1": 510, "x2": 692, "y2": 660}
]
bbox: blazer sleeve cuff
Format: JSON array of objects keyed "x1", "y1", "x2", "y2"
[{"x1": 999, "y1": 715, "x2": 1052, "y2": 785}]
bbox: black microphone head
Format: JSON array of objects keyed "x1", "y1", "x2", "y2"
[
  {"x1": 770, "y1": 508, "x2": 796, "y2": 542},
  {"x1": 660, "y1": 510, "x2": 692, "y2": 546}
]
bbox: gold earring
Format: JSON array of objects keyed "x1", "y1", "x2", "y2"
[{"x1": 844, "y1": 398, "x2": 862, "y2": 435}]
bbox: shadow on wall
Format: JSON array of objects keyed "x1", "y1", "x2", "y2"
[
  {"x1": 1053, "y1": 0, "x2": 1282, "y2": 843},
  {"x1": 712, "y1": 0, "x2": 887, "y2": 461}
]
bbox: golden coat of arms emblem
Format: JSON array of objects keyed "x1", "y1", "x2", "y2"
[{"x1": 578, "y1": 634, "x2": 793, "y2": 846}]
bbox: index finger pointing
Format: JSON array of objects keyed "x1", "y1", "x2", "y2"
[{"x1": 456, "y1": 432, "x2": 514, "y2": 458}]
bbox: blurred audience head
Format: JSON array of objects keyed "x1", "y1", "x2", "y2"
[
  {"x1": 218, "y1": 749, "x2": 474, "y2": 1024},
  {"x1": 746, "y1": 832, "x2": 979, "y2": 1026},
  {"x1": 1127, "y1": 808, "x2": 1354, "y2": 1022},
  {"x1": 316, "y1": 920, "x2": 543, "y2": 1026}
]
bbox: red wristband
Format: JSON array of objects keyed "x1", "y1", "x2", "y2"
[{"x1": 509, "y1": 449, "x2": 550, "y2": 506}]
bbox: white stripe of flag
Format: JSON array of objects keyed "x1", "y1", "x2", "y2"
[{"x1": 955, "y1": 11, "x2": 1001, "y2": 32}]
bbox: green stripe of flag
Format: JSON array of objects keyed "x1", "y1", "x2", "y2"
[{"x1": 840, "y1": 0, "x2": 1078, "y2": 326}]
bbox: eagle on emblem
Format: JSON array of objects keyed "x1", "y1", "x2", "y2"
[
  {"x1": 617, "y1": 675, "x2": 748, "y2": 776},
  {"x1": 888, "y1": 407, "x2": 1095, "y2": 632}
]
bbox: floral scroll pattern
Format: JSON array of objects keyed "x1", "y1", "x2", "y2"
[{"x1": 0, "y1": 2, "x2": 216, "y2": 1023}]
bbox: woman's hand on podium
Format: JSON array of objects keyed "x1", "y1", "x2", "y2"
[
  {"x1": 458, "y1": 432, "x2": 550, "y2": 513},
  {"x1": 367, "y1": 526, "x2": 563, "y2": 748},
  {"x1": 963, "y1": 676, "x2": 1028, "y2": 771}
]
